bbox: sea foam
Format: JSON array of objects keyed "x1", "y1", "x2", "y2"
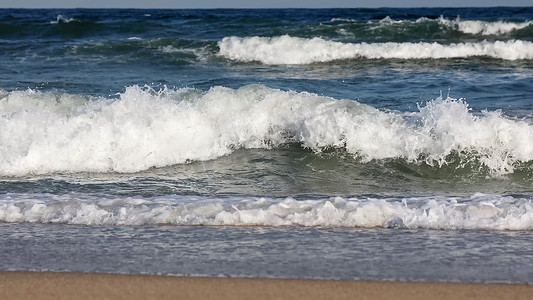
[
  {"x1": 438, "y1": 17, "x2": 533, "y2": 35},
  {"x1": 331, "y1": 16, "x2": 533, "y2": 36},
  {"x1": 0, "y1": 193, "x2": 531, "y2": 230},
  {"x1": 1, "y1": 85, "x2": 533, "y2": 176},
  {"x1": 218, "y1": 35, "x2": 533, "y2": 64},
  {"x1": 50, "y1": 15, "x2": 79, "y2": 24}
]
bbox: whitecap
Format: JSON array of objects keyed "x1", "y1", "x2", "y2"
[
  {"x1": 2, "y1": 85, "x2": 533, "y2": 176},
  {"x1": 218, "y1": 35, "x2": 533, "y2": 64}
]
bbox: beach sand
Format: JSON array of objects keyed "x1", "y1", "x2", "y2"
[{"x1": 0, "y1": 272, "x2": 531, "y2": 300}]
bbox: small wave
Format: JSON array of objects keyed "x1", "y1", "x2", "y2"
[
  {"x1": 331, "y1": 16, "x2": 409, "y2": 24},
  {"x1": 330, "y1": 15, "x2": 533, "y2": 36},
  {"x1": 430, "y1": 16, "x2": 533, "y2": 36},
  {"x1": 2, "y1": 85, "x2": 533, "y2": 176},
  {"x1": 157, "y1": 45, "x2": 209, "y2": 61},
  {"x1": 436, "y1": 16, "x2": 532, "y2": 36},
  {"x1": 0, "y1": 193, "x2": 531, "y2": 230},
  {"x1": 50, "y1": 15, "x2": 80, "y2": 24},
  {"x1": 60, "y1": 38, "x2": 213, "y2": 64},
  {"x1": 218, "y1": 35, "x2": 533, "y2": 64},
  {"x1": 330, "y1": 18, "x2": 359, "y2": 23}
]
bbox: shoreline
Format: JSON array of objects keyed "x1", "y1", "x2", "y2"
[{"x1": 1, "y1": 272, "x2": 532, "y2": 300}]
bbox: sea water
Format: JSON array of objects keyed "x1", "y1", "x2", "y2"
[{"x1": 1, "y1": 7, "x2": 533, "y2": 283}]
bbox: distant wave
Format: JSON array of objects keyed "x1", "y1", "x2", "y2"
[
  {"x1": 330, "y1": 16, "x2": 533, "y2": 36},
  {"x1": 218, "y1": 35, "x2": 533, "y2": 64},
  {"x1": 50, "y1": 14, "x2": 80, "y2": 24},
  {"x1": 1, "y1": 85, "x2": 533, "y2": 176},
  {"x1": 438, "y1": 17, "x2": 533, "y2": 36},
  {"x1": 61, "y1": 38, "x2": 214, "y2": 64},
  {"x1": 0, "y1": 193, "x2": 531, "y2": 230}
]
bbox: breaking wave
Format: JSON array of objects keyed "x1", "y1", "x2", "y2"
[
  {"x1": 437, "y1": 17, "x2": 533, "y2": 36},
  {"x1": 50, "y1": 14, "x2": 80, "y2": 24},
  {"x1": 331, "y1": 16, "x2": 533, "y2": 36},
  {"x1": 218, "y1": 35, "x2": 533, "y2": 64},
  {"x1": 1, "y1": 85, "x2": 533, "y2": 176}
]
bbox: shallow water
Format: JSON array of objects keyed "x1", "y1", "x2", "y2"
[{"x1": 2, "y1": 223, "x2": 532, "y2": 283}]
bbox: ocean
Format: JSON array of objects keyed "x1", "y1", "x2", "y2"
[{"x1": 1, "y1": 7, "x2": 532, "y2": 283}]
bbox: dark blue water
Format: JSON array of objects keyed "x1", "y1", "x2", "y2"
[
  {"x1": 1, "y1": 8, "x2": 532, "y2": 110},
  {"x1": 1, "y1": 8, "x2": 533, "y2": 282}
]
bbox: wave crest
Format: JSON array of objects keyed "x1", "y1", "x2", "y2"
[
  {"x1": 50, "y1": 14, "x2": 80, "y2": 24},
  {"x1": 439, "y1": 17, "x2": 533, "y2": 36},
  {"x1": 1, "y1": 85, "x2": 533, "y2": 176},
  {"x1": 331, "y1": 16, "x2": 533, "y2": 36},
  {"x1": 218, "y1": 35, "x2": 533, "y2": 64}
]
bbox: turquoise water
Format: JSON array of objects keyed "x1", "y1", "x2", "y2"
[{"x1": 1, "y1": 7, "x2": 533, "y2": 282}]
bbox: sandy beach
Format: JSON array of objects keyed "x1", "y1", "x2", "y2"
[{"x1": 0, "y1": 272, "x2": 531, "y2": 300}]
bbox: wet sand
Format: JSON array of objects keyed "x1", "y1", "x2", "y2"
[{"x1": 0, "y1": 272, "x2": 531, "y2": 300}]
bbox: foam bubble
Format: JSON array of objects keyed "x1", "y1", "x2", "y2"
[
  {"x1": 0, "y1": 193, "x2": 531, "y2": 230},
  {"x1": 218, "y1": 35, "x2": 533, "y2": 64},
  {"x1": 1, "y1": 85, "x2": 533, "y2": 176}
]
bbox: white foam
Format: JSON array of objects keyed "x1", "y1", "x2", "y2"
[
  {"x1": 50, "y1": 15, "x2": 79, "y2": 24},
  {"x1": 330, "y1": 16, "x2": 533, "y2": 36},
  {"x1": 330, "y1": 18, "x2": 358, "y2": 23},
  {"x1": 436, "y1": 16, "x2": 533, "y2": 36},
  {"x1": 330, "y1": 17, "x2": 403, "y2": 24},
  {"x1": 2, "y1": 85, "x2": 533, "y2": 176},
  {"x1": 0, "y1": 193, "x2": 531, "y2": 230},
  {"x1": 379, "y1": 16, "x2": 403, "y2": 24},
  {"x1": 218, "y1": 35, "x2": 533, "y2": 64}
]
